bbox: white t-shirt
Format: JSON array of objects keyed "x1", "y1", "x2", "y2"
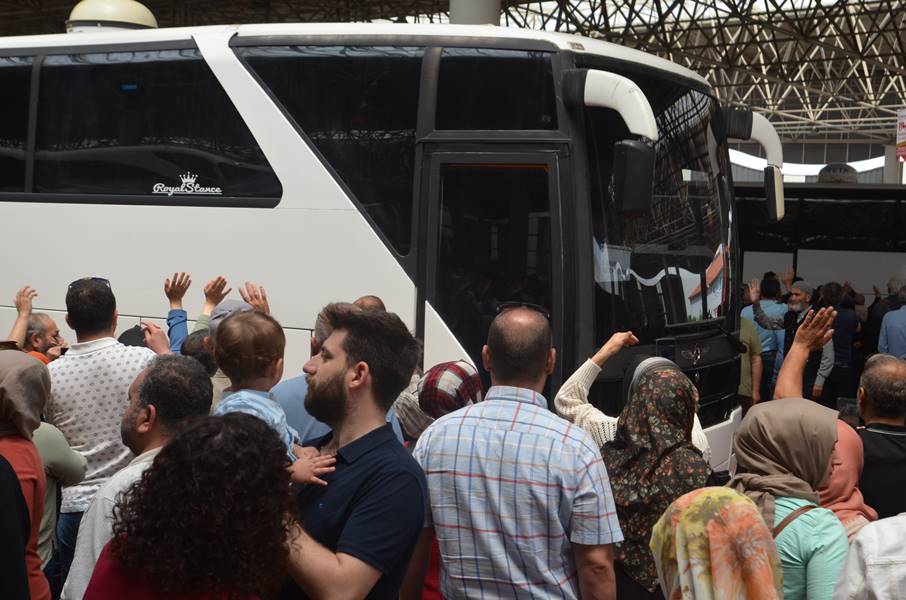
[
  {"x1": 834, "y1": 514, "x2": 906, "y2": 600},
  {"x1": 45, "y1": 337, "x2": 155, "y2": 513},
  {"x1": 61, "y1": 447, "x2": 161, "y2": 600}
]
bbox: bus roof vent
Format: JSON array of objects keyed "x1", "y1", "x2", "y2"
[{"x1": 67, "y1": 0, "x2": 158, "y2": 33}]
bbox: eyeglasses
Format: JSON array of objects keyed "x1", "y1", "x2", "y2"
[
  {"x1": 68, "y1": 277, "x2": 111, "y2": 290},
  {"x1": 495, "y1": 301, "x2": 551, "y2": 321}
]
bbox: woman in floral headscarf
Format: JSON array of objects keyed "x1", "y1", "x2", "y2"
[
  {"x1": 650, "y1": 487, "x2": 783, "y2": 600},
  {"x1": 819, "y1": 420, "x2": 878, "y2": 541},
  {"x1": 601, "y1": 356, "x2": 712, "y2": 599}
]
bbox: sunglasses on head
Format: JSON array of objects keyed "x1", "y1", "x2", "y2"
[
  {"x1": 495, "y1": 301, "x2": 551, "y2": 321},
  {"x1": 68, "y1": 277, "x2": 111, "y2": 290}
]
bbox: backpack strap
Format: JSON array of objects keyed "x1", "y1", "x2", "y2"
[{"x1": 773, "y1": 505, "x2": 817, "y2": 538}]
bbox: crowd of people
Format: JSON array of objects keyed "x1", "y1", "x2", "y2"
[
  {"x1": 738, "y1": 267, "x2": 906, "y2": 410},
  {"x1": 0, "y1": 269, "x2": 905, "y2": 600}
]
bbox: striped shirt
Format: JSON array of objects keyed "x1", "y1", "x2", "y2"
[{"x1": 413, "y1": 385, "x2": 623, "y2": 599}]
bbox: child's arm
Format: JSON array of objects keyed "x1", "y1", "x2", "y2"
[{"x1": 289, "y1": 446, "x2": 336, "y2": 486}]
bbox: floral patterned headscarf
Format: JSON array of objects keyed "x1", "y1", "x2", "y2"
[
  {"x1": 650, "y1": 487, "x2": 783, "y2": 600},
  {"x1": 601, "y1": 357, "x2": 711, "y2": 591}
]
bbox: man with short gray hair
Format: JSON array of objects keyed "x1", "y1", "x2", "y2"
[
  {"x1": 749, "y1": 277, "x2": 834, "y2": 403},
  {"x1": 878, "y1": 286, "x2": 906, "y2": 359},
  {"x1": 6, "y1": 285, "x2": 67, "y2": 364}
]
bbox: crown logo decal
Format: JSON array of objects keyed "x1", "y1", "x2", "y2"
[{"x1": 152, "y1": 171, "x2": 221, "y2": 196}]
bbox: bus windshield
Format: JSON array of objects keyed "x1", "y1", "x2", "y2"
[{"x1": 585, "y1": 72, "x2": 731, "y2": 345}]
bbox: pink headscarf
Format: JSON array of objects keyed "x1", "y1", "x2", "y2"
[{"x1": 819, "y1": 420, "x2": 878, "y2": 537}]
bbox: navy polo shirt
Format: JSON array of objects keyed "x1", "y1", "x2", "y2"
[{"x1": 280, "y1": 424, "x2": 427, "y2": 600}]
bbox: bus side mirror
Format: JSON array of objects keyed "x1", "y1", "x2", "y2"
[
  {"x1": 721, "y1": 108, "x2": 785, "y2": 221},
  {"x1": 764, "y1": 164, "x2": 784, "y2": 222},
  {"x1": 613, "y1": 139, "x2": 655, "y2": 213},
  {"x1": 562, "y1": 69, "x2": 660, "y2": 215}
]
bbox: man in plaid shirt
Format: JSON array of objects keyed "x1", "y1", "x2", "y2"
[{"x1": 403, "y1": 305, "x2": 623, "y2": 600}]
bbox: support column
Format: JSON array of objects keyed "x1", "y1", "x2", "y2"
[
  {"x1": 449, "y1": 0, "x2": 501, "y2": 25},
  {"x1": 884, "y1": 145, "x2": 902, "y2": 184}
]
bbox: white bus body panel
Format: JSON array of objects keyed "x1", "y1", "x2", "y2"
[
  {"x1": 0, "y1": 205, "x2": 417, "y2": 380},
  {"x1": 193, "y1": 29, "x2": 349, "y2": 213},
  {"x1": 704, "y1": 406, "x2": 742, "y2": 471},
  {"x1": 423, "y1": 303, "x2": 473, "y2": 370}
]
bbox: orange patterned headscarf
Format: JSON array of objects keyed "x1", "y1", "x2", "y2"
[{"x1": 650, "y1": 487, "x2": 783, "y2": 600}]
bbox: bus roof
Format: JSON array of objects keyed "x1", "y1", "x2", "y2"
[{"x1": 0, "y1": 22, "x2": 710, "y2": 88}]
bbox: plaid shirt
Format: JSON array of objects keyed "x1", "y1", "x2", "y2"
[{"x1": 414, "y1": 386, "x2": 623, "y2": 599}]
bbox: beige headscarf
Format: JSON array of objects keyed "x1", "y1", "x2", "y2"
[
  {"x1": 728, "y1": 398, "x2": 838, "y2": 526},
  {"x1": 0, "y1": 347, "x2": 51, "y2": 439}
]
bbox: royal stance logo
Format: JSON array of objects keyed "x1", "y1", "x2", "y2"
[{"x1": 153, "y1": 172, "x2": 223, "y2": 196}]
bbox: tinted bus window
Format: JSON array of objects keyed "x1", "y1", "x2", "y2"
[
  {"x1": 436, "y1": 48, "x2": 557, "y2": 130},
  {"x1": 239, "y1": 46, "x2": 421, "y2": 255},
  {"x1": 35, "y1": 50, "x2": 280, "y2": 198},
  {"x1": 737, "y1": 197, "x2": 906, "y2": 252},
  {"x1": 434, "y1": 163, "x2": 553, "y2": 368},
  {"x1": 0, "y1": 57, "x2": 32, "y2": 192}
]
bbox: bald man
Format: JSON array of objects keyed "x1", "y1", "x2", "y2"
[
  {"x1": 404, "y1": 306, "x2": 623, "y2": 600},
  {"x1": 353, "y1": 295, "x2": 386, "y2": 312},
  {"x1": 856, "y1": 355, "x2": 906, "y2": 519}
]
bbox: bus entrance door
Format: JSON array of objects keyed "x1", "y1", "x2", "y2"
[{"x1": 419, "y1": 149, "x2": 567, "y2": 394}]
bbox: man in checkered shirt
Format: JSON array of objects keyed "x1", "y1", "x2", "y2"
[{"x1": 403, "y1": 305, "x2": 623, "y2": 600}]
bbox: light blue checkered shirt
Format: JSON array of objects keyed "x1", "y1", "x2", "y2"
[
  {"x1": 414, "y1": 385, "x2": 623, "y2": 599},
  {"x1": 213, "y1": 389, "x2": 299, "y2": 462}
]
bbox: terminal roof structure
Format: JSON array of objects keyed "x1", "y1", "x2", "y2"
[{"x1": 3, "y1": 0, "x2": 903, "y2": 143}]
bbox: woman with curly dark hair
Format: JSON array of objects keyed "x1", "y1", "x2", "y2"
[{"x1": 83, "y1": 413, "x2": 295, "y2": 600}]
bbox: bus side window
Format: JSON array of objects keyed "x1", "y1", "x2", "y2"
[
  {"x1": 0, "y1": 56, "x2": 32, "y2": 192},
  {"x1": 34, "y1": 50, "x2": 280, "y2": 199},
  {"x1": 238, "y1": 46, "x2": 422, "y2": 255},
  {"x1": 435, "y1": 48, "x2": 557, "y2": 131}
]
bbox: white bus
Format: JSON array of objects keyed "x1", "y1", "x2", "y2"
[{"x1": 0, "y1": 22, "x2": 784, "y2": 469}]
